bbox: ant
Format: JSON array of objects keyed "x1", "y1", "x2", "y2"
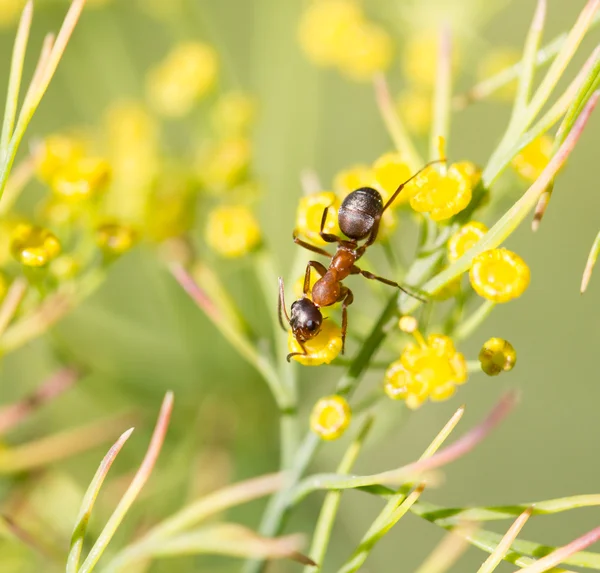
[{"x1": 279, "y1": 161, "x2": 441, "y2": 362}]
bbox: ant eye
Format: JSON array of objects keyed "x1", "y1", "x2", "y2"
[{"x1": 307, "y1": 320, "x2": 318, "y2": 331}]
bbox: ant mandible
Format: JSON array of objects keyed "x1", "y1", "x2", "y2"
[{"x1": 279, "y1": 160, "x2": 441, "y2": 362}]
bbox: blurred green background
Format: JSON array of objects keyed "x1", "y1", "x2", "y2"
[{"x1": 1, "y1": 0, "x2": 600, "y2": 571}]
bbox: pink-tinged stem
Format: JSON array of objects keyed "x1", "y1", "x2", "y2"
[
  {"x1": 78, "y1": 392, "x2": 174, "y2": 573},
  {"x1": 0, "y1": 367, "x2": 79, "y2": 435},
  {"x1": 515, "y1": 525, "x2": 600, "y2": 573},
  {"x1": 169, "y1": 263, "x2": 220, "y2": 323}
]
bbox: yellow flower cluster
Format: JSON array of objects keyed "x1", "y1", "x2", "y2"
[
  {"x1": 147, "y1": 42, "x2": 218, "y2": 118},
  {"x1": 511, "y1": 134, "x2": 553, "y2": 182},
  {"x1": 288, "y1": 320, "x2": 343, "y2": 366},
  {"x1": 310, "y1": 395, "x2": 351, "y2": 440},
  {"x1": 205, "y1": 206, "x2": 261, "y2": 259},
  {"x1": 384, "y1": 330, "x2": 467, "y2": 409},
  {"x1": 298, "y1": 0, "x2": 392, "y2": 81},
  {"x1": 447, "y1": 221, "x2": 488, "y2": 262},
  {"x1": 10, "y1": 224, "x2": 61, "y2": 268}
]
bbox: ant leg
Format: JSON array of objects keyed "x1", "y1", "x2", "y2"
[
  {"x1": 337, "y1": 287, "x2": 354, "y2": 354},
  {"x1": 352, "y1": 266, "x2": 427, "y2": 302},
  {"x1": 278, "y1": 277, "x2": 291, "y2": 331},
  {"x1": 304, "y1": 260, "x2": 328, "y2": 295},
  {"x1": 287, "y1": 341, "x2": 308, "y2": 363},
  {"x1": 293, "y1": 232, "x2": 332, "y2": 258},
  {"x1": 319, "y1": 206, "x2": 344, "y2": 244}
]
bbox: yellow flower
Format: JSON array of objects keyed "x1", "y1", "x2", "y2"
[
  {"x1": 298, "y1": 0, "x2": 363, "y2": 67},
  {"x1": 384, "y1": 333, "x2": 467, "y2": 409},
  {"x1": 205, "y1": 205, "x2": 261, "y2": 258},
  {"x1": 372, "y1": 152, "x2": 413, "y2": 205},
  {"x1": 288, "y1": 319, "x2": 343, "y2": 366},
  {"x1": 211, "y1": 92, "x2": 256, "y2": 135},
  {"x1": 198, "y1": 137, "x2": 251, "y2": 191},
  {"x1": 469, "y1": 248, "x2": 530, "y2": 303},
  {"x1": 11, "y1": 224, "x2": 61, "y2": 267},
  {"x1": 147, "y1": 42, "x2": 218, "y2": 117},
  {"x1": 310, "y1": 395, "x2": 351, "y2": 440},
  {"x1": 337, "y1": 22, "x2": 393, "y2": 81},
  {"x1": 96, "y1": 223, "x2": 136, "y2": 257},
  {"x1": 447, "y1": 221, "x2": 488, "y2": 262},
  {"x1": 397, "y1": 88, "x2": 432, "y2": 135},
  {"x1": 511, "y1": 134, "x2": 553, "y2": 182},
  {"x1": 453, "y1": 161, "x2": 482, "y2": 188},
  {"x1": 295, "y1": 191, "x2": 340, "y2": 246},
  {"x1": 51, "y1": 157, "x2": 111, "y2": 202},
  {"x1": 477, "y1": 47, "x2": 521, "y2": 101},
  {"x1": 333, "y1": 165, "x2": 374, "y2": 197},
  {"x1": 409, "y1": 163, "x2": 472, "y2": 221},
  {"x1": 479, "y1": 337, "x2": 517, "y2": 376},
  {"x1": 35, "y1": 134, "x2": 86, "y2": 184}
]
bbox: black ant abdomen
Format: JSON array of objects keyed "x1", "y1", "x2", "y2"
[{"x1": 338, "y1": 186, "x2": 383, "y2": 240}]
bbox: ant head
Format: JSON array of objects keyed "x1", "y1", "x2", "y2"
[
  {"x1": 290, "y1": 298, "x2": 323, "y2": 342},
  {"x1": 338, "y1": 186, "x2": 383, "y2": 240}
]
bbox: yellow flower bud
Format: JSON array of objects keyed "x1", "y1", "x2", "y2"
[
  {"x1": 384, "y1": 333, "x2": 467, "y2": 409},
  {"x1": 11, "y1": 224, "x2": 61, "y2": 267},
  {"x1": 288, "y1": 319, "x2": 343, "y2": 366},
  {"x1": 372, "y1": 152, "x2": 412, "y2": 205},
  {"x1": 96, "y1": 223, "x2": 136, "y2": 257},
  {"x1": 205, "y1": 205, "x2": 261, "y2": 258},
  {"x1": 198, "y1": 137, "x2": 252, "y2": 191},
  {"x1": 409, "y1": 163, "x2": 473, "y2": 221},
  {"x1": 295, "y1": 191, "x2": 340, "y2": 246},
  {"x1": 211, "y1": 92, "x2": 257, "y2": 135},
  {"x1": 447, "y1": 221, "x2": 488, "y2": 262},
  {"x1": 147, "y1": 42, "x2": 218, "y2": 117},
  {"x1": 310, "y1": 395, "x2": 351, "y2": 440},
  {"x1": 511, "y1": 134, "x2": 553, "y2": 182},
  {"x1": 333, "y1": 165, "x2": 374, "y2": 197},
  {"x1": 479, "y1": 337, "x2": 517, "y2": 376},
  {"x1": 51, "y1": 157, "x2": 111, "y2": 202},
  {"x1": 469, "y1": 248, "x2": 530, "y2": 303},
  {"x1": 337, "y1": 22, "x2": 393, "y2": 81}
]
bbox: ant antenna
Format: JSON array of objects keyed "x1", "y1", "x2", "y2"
[{"x1": 278, "y1": 277, "x2": 290, "y2": 331}]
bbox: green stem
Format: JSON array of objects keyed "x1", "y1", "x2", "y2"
[{"x1": 454, "y1": 300, "x2": 496, "y2": 342}]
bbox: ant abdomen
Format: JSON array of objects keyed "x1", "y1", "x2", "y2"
[{"x1": 338, "y1": 187, "x2": 383, "y2": 240}]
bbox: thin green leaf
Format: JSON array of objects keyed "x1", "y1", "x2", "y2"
[
  {"x1": 430, "y1": 26, "x2": 452, "y2": 161},
  {"x1": 337, "y1": 406, "x2": 465, "y2": 573},
  {"x1": 374, "y1": 73, "x2": 422, "y2": 170},
  {"x1": 516, "y1": 526, "x2": 600, "y2": 573},
  {"x1": 511, "y1": 0, "x2": 547, "y2": 122},
  {"x1": 113, "y1": 523, "x2": 313, "y2": 566},
  {"x1": 582, "y1": 229, "x2": 600, "y2": 292},
  {"x1": 293, "y1": 394, "x2": 514, "y2": 503},
  {"x1": 0, "y1": 277, "x2": 27, "y2": 337},
  {"x1": 304, "y1": 417, "x2": 374, "y2": 573},
  {"x1": 477, "y1": 508, "x2": 533, "y2": 573},
  {"x1": 0, "y1": 1, "x2": 32, "y2": 161},
  {"x1": 66, "y1": 428, "x2": 134, "y2": 573},
  {"x1": 404, "y1": 92, "x2": 599, "y2": 314},
  {"x1": 78, "y1": 392, "x2": 173, "y2": 573},
  {"x1": 455, "y1": 300, "x2": 496, "y2": 341}
]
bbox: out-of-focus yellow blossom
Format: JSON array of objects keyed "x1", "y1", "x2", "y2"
[
  {"x1": 40, "y1": 198, "x2": 78, "y2": 227},
  {"x1": 479, "y1": 337, "x2": 517, "y2": 376},
  {"x1": 478, "y1": 47, "x2": 521, "y2": 101},
  {"x1": 333, "y1": 165, "x2": 374, "y2": 197},
  {"x1": 337, "y1": 22, "x2": 393, "y2": 81},
  {"x1": 35, "y1": 134, "x2": 86, "y2": 184},
  {"x1": 11, "y1": 224, "x2": 61, "y2": 267},
  {"x1": 96, "y1": 223, "x2": 136, "y2": 257},
  {"x1": 384, "y1": 333, "x2": 467, "y2": 409},
  {"x1": 511, "y1": 134, "x2": 553, "y2": 182},
  {"x1": 205, "y1": 205, "x2": 261, "y2": 258},
  {"x1": 469, "y1": 248, "x2": 530, "y2": 303},
  {"x1": 295, "y1": 191, "x2": 340, "y2": 246},
  {"x1": 0, "y1": 272, "x2": 9, "y2": 301},
  {"x1": 211, "y1": 92, "x2": 256, "y2": 136},
  {"x1": 50, "y1": 255, "x2": 80, "y2": 281},
  {"x1": 147, "y1": 42, "x2": 218, "y2": 117},
  {"x1": 372, "y1": 152, "x2": 412, "y2": 205},
  {"x1": 310, "y1": 395, "x2": 351, "y2": 440},
  {"x1": 396, "y1": 88, "x2": 432, "y2": 135},
  {"x1": 409, "y1": 163, "x2": 473, "y2": 221},
  {"x1": 288, "y1": 320, "x2": 343, "y2": 366},
  {"x1": 51, "y1": 157, "x2": 111, "y2": 202},
  {"x1": 0, "y1": 0, "x2": 25, "y2": 28},
  {"x1": 447, "y1": 221, "x2": 488, "y2": 262},
  {"x1": 402, "y1": 31, "x2": 461, "y2": 88},
  {"x1": 198, "y1": 137, "x2": 251, "y2": 191},
  {"x1": 298, "y1": 0, "x2": 363, "y2": 66}
]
